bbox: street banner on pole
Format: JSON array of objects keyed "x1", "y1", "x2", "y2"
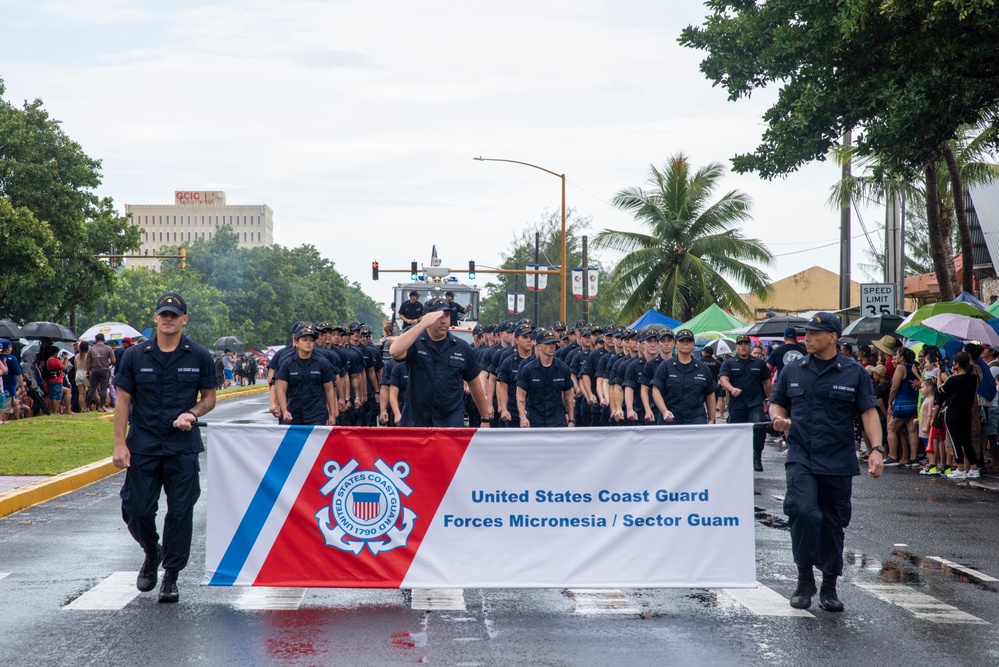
[
  {"x1": 204, "y1": 424, "x2": 756, "y2": 588},
  {"x1": 508, "y1": 293, "x2": 515, "y2": 313},
  {"x1": 588, "y1": 268, "x2": 599, "y2": 298},
  {"x1": 572, "y1": 269, "x2": 583, "y2": 298},
  {"x1": 516, "y1": 293, "x2": 525, "y2": 313},
  {"x1": 526, "y1": 265, "x2": 548, "y2": 291}
]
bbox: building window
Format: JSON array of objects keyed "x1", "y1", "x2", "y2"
[
  {"x1": 258, "y1": 232, "x2": 261, "y2": 241},
  {"x1": 143, "y1": 232, "x2": 148, "y2": 241},
  {"x1": 159, "y1": 216, "x2": 163, "y2": 225},
  {"x1": 243, "y1": 232, "x2": 247, "y2": 242}
]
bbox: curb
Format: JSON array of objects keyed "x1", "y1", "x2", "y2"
[
  {"x1": 0, "y1": 386, "x2": 269, "y2": 518},
  {"x1": 0, "y1": 458, "x2": 120, "y2": 519}
]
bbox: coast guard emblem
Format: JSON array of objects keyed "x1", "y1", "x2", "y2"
[{"x1": 314, "y1": 458, "x2": 417, "y2": 555}]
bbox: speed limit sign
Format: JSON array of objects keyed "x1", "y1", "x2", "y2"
[{"x1": 860, "y1": 283, "x2": 897, "y2": 316}]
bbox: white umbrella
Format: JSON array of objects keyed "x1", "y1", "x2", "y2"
[
  {"x1": 703, "y1": 338, "x2": 736, "y2": 356},
  {"x1": 79, "y1": 322, "x2": 142, "y2": 342},
  {"x1": 921, "y1": 313, "x2": 999, "y2": 347}
]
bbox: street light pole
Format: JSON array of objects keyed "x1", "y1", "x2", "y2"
[{"x1": 474, "y1": 157, "x2": 567, "y2": 324}]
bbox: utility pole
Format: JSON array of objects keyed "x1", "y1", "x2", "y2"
[
  {"x1": 582, "y1": 235, "x2": 589, "y2": 322},
  {"x1": 839, "y1": 129, "x2": 852, "y2": 312},
  {"x1": 533, "y1": 232, "x2": 540, "y2": 324},
  {"x1": 885, "y1": 190, "x2": 904, "y2": 314}
]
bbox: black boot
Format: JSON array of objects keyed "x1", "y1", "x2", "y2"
[
  {"x1": 158, "y1": 570, "x2": 179, "y2": 603},
  {"x1": 136, "y1": 544, "x2": 162, "y2": 592},
  {"x1": 753, "y1": 449, "x2": 764, "y2": 472},
  {"x1": 789, "y1": 566, "x2": 816, "y2": 609},
  {"x1": 819, "y1": 573, "x2": 845, "y2": 612}
]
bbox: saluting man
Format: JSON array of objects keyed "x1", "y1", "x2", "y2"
[
  {"x1": 769, "y1": 312, "x2": 884, "y2": 613},
  {"x1": 112, "y1": 292, "x2": 216, "y2": 604},
  {"x1": 389, "y1": 298, "x2": 492, "y2": 427}
]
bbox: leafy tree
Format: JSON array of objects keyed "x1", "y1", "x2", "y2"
[
  {"x1": 679, "y1": 1, "x2": 999, "y2": 180},
  {"x1": 0, "y1": 199, "x2": 56, "y2": 308},
  {"x1": 593, "y1": 155, "x2": 774, "y2": 322},
  {"x1": 0, "y1": 78, "x2": 139, "y2": 323},
  {"x1": 82, "y1": 228, "x2": 386, "y2": 348},
  {"x1": 478, "y1": 209, "x2": 601, "y2": 326}
]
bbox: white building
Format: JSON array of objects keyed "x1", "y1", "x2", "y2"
[{"x1": 124, "y1": 191, "x2": 274, "y2": 269}]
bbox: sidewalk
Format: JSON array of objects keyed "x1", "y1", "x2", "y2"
[{"x1": 0, "y1": 385, "x2": 268, "y2": 518}]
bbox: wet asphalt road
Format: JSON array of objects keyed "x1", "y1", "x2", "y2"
[{"x1": 1, "y1": 394, "x2": 998, "y2": 666}]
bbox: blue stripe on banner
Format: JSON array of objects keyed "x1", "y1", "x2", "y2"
[
  {"x1": 353, "y1": 492, "x2": 380, "y2": 503},
  {"x1": 209, "y1": 425, "x2": 314, "y2": 585}
]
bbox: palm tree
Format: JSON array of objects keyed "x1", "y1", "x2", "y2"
[{"x1": 594, "y1": 154, "x2": 775, "y2": 322}]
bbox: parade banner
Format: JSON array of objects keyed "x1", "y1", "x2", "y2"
[{"x1": 204, "y1": 424, "x2": 756, "y2": 588}]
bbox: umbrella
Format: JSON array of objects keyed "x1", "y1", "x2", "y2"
[
  {"x1": 214, "y1": 335, "x2": 245, "y2": 349},
  {"x1": 841, "y1": 314, "x2": 905, "y2": 338},
  {"x1": 920, "y1": 313, "x2": 999, "y2": 347},
  {"x1": 0, "y1": 319, "x2": 23, "y2": 339},
  {"x1": 79, "y1": 321, "x2": 142, "y2": 342},
  {"x1": 702, "y1": 338, "x2": 736, "y2": 356},
  {"x1": 20, "y1": 321, "x2": 77, "y2": 342},
  {"x1": 745, "y1": 316, "x2": 808, "y2": 337},
  {"x1": 897, "y1": 301, "x2": 989, "y2": 330}
]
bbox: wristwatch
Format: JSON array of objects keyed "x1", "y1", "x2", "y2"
[{"x1": 870, "y1": 445, "x2": 885, "y2": 455}]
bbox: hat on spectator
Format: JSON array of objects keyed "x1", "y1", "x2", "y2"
[
  {"x1": 426, "y1": 298, "x2": 451, "y2": 313},
  {"x1": 0, "y1": 339, "x2": 11, "y2": 349},
  {"x1": 803, "y1": 312, "x2": 842, "y2": 336},
  {"x1": 871, "y1": 364, "x2": 888, "y2": 377},
  {"x1": 675, "y1": 329, "x2": 696, "y2": 342},
  {"x1": 155, "y1": 292, "x2": 187, "y2": 316},
  {"x1": 783, "y1": 326, "x2": 798, "y2": 338},
  {"x1": 872, "y1": 335, "x2": 900, "y2": 356},
  {"x1": 122, "y1": 337, "x2": 133, "y2": 345}
]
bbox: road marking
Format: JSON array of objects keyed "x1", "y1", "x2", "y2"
[
  {"x1": 63, "y1": 572, "x2": 142, "y2": 611},
  {"x1": 411, "y1": 588, "x2": 466, "y2": 611},
  {"x1": 568, "y1": 589, "x2": 640, "y2": 615},
  {"x1": 720, "y1": 583, "x2": 814, "y2": 617},
  {"x1": 854, "y1": 582, "x2": 989, "y2": 624},
  {"x1": 234, "y1": 587, "x2": 305, "y2": 610},
  {"x1": 925, "y1": 557, "x2": 999, "y2": 584}
]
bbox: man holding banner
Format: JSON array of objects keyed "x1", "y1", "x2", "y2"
[
  {"x1": 769, "y1": 312, "x2": 884, "y2": 613},
  {"x1": 390, "y1": 298, "x2": 492, "y2": 427}
]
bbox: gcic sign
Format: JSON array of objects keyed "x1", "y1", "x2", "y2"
[
  {"x1": 175, "y1": 191, "x2": 225, "y2": 206},
  {"x1": 860, "y1": 283, "x2": 897, "y2": 316}
]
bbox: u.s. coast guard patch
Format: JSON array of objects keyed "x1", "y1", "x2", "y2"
[{"x1": 314, "y1": 458, "x2": 417, "y2": 555}]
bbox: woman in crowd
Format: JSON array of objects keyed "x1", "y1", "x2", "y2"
[
  {"x1": 936, "y1": 351, "x2": 982, "y2": 479},
  {"x1": 885, "y1": 347, "x2": 921, "y2": 467},
  {"x1": 74, "y1": 341, "x2": 90, "y2": 412}
]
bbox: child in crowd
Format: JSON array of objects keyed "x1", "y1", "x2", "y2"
[{"x1": 919, "y1": 379, "x2": 938, "y2": 475}]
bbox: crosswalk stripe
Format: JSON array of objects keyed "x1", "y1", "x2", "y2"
[
  {"x1": 411, "y1": 588, "x2": 466, "y2": 611},
  {"x1": 569, "y1": 589, "x2": 640, "y2": 615},
  {"x1": 234, "y1": 587, "x2": 305, "y2": 610},
  {"x1": 63, "y1": 572, "x2": 142, "y2": 611},
  {"x1": 720, "y1": 583, "x2": 814, "y2": 617},
  {"x1": 854, "y1": 582, "x2": 989, "y2": 624},
  {"x1": 925, "y1": 557, "x2": 999, "y2": 584}
]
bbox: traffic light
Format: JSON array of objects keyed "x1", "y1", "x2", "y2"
[
  {"x1": 468, "y1": 260, "x2": 476, "y2": 280},
  {"x1": 180, "y1": 247, "x2": 187, "y2": 269},
  {"x1": 410, "y1": 261, "x2": 419, "y2": 281},
  {"x1": 371, "y1": 261, "x2": 379, "y2": 280}
]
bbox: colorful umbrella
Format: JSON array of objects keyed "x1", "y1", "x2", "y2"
[
  {"x1": 920, "y1": 313, "x2": 999, "y2": 347},
  {"x1": 897, "y1": 301, "x2": 989, "y2": 330},
  {"x1": 79, "y1": 321, "x2": 142, "y2": 342}
]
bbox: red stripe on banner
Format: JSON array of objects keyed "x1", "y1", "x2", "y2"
[{"x1": 253, "y1": 427, "x2": 475, "y2": 588}]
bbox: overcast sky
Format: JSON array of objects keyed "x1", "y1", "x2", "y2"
[{"x1": 1, "y1": 0, "x2": 886, "y2": 313}]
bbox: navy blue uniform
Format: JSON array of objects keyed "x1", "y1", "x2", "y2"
[
  {"x1": 386, "y1": 361, "x2": 410, "y2": 425},
  {"x1": 651, "y1": 357, "x2": 718, "y2": 425},
  {"x1": 569, "y1": 347, "x2": 590, "y2": 427},
  {"x1": 402, "y1": 332, "x2": 481, "y2": 427},
  {"x1": 516, "y1": 357, "x2": 573, "y2": 427},
  {"x1": 720, "y1": 355, "x2": 771, "y2": 456},
  {"x1": 623, "y1": 356, "x2": 649, "y2": 423},
  {"x1": 769, "y1": 353, "x2": 878, "y2": 576},
  {"x1": 397, "y1": 300, "x2": 424, "y2": 330},
  {"x1": 497, "y1": 351, "x2": 534, "y2": 427},
  {"x1": 639, "y1": 356, "x2": 664, "y2": 423},
  {"x1": 275, "y1": 354, "x2": 336, "y2": 425},
  {"x1": 113, "y1": 335, "x2": 216, "y2": 573}
]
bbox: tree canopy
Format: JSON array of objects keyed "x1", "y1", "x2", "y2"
[
  {"x1": 80, "y1": 228, "x2": 385, "y2": 349},
  {"x1": 0, "y1": 78, "x2": 139, "y2": 322},
  {"x1": 680, "y1": 1, "x2": 999, "y2": 180}
]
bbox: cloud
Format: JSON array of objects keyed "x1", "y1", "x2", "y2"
[{"x1": 288, "y1": 47, "x2": 374, "y2": 71}]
